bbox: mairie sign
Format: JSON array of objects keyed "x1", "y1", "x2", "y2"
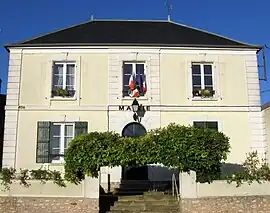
[{"x1": 119, "y1": 105, "x2": 151, "y2": 111}]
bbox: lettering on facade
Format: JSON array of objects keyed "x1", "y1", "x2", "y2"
[{"x1": 119, "y1": 106, "x2": 151, "y2": 111}]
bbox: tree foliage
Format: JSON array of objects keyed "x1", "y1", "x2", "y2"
[{"x1": 64, "y1": 123, "x2": 230, "y2": 184}]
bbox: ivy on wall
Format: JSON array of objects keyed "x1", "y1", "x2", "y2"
[
  {"x1": 0, "y1": 168, "x2": 66, "y2": 191},
  {"x1": 64, "y1": 123, "x2": 230, "y2": 184}
]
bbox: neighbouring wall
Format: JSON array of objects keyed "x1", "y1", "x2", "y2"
[
  {"x1": 181, "y1": 196, "x2": 270, "y2": 213},
  {"x1": 0, "y1": 197, "x2": 99, "y2": 213},
  {"x1": 0, "y1": 177, "x2": 99, "y2": 213},
  {"x1": 180, "y1": 171, "x2": 270, "y2": 213}
]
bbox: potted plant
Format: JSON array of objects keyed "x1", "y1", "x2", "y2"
[
  {"x1": 192, "y1": 89, "x2": 215, "y2": 98},
  {"x1": 55, "y1": 88, "x2": 69, "y2": 97},
  {"x1": 200, "y1": 89, "x2": 215, "y2": 98}
]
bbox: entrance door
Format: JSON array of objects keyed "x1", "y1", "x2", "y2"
[{"x1": 122, "y1": 122, "x2": 148, "y2": 180}]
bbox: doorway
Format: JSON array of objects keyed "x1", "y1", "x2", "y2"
[{"x1": 122, "y1": 122, "x2": 148, "y2": 180}]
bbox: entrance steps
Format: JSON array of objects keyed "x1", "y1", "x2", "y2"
[
  {"x1": 101, "y1": 180, "x2": 179, "y2": 213},
  {"x1": 107, "y1": 192, "x2": 179, "y2": 213}
]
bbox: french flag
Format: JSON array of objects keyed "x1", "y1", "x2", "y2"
[
  {"x1": 131, "y1": 88, "x2": 140, "y2": 98},
  {"x1": 141, "y1": 74, "x2": 147, "y2": 94},
  {"x1": 129, "y1": 73, "x2": 135, "y2": 90}
]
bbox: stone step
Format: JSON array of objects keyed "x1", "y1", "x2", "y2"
[
  {"x1": 117, "y1": 193, "x2": 177, "y2": 201},
  {"x1": 113, "y1": 200, "x2": 178, "y2": 205},
  {"x1": 108, "y1": 210, "x2": 179, "y2": 213},
  {"x1": 111, "y1": 203, "x2": 179, "y2": 211},
  {"x1": 115, "y1": 187, "x2": 149, "y2": 192}
]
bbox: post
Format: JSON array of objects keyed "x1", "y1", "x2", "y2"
[
  {"x1": 179, "y1": 171, "x2": 197, "y2": 198},
  {"x1": 84, "y1": 176, "x2": 100, "y2": 198}
]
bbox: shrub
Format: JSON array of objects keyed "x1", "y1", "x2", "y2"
[{"x1": 64, "y1": 123, "x2": 230, "y2": 184}]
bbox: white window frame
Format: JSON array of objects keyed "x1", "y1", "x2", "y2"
[
  {"x1": 122, "y1": 61, "x2": 146, "y2": 98},
  {"x1": 51, "y1": 123, "x2": 75, "y2": 163},
  {"x1": 52, "y1": 62, "x2": 76, "y2": 98},
  {"x1": 190, "y1": 119, "x2": 222, "y2": 132},
  {"x1": 192, "y1": 62, "x2": 215, "y2": 98}
]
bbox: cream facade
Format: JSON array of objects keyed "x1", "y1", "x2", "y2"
[{"x1": 3, "y1": 46, "x2": 266, "y2": 185}]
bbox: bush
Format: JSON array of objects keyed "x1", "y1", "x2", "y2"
[
  {"x1": 227, "y1": 151, "x2": 270, "y2": 187},
  {"x1": 64, "y1": 123, "x2": 230, "y2": 184}
]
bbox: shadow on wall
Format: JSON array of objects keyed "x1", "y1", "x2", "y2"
[
  {"x1": 148, "y1": 163, "x2": 244, "y2": 182},
  {"x1": 148, "y1": 165, "x2": 180, "y2": 182},
  {"x1": 219, "y1": 163, "x2": 245, "y2": 179},
  {"x1": 0, "y1": 94, "x2": 6, "y2": 169}
]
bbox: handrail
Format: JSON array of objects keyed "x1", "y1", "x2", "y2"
[{"x1": 172, "y1": 173, "x2": 180, "y2": 201}]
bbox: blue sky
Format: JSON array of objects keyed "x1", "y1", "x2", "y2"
[{"x1": 0, "y1": 0, "x2": 270, "y2": 103}]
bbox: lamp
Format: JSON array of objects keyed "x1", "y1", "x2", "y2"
[
  {"x1": 131, "y1": 99, "x2": 146, "y2": 123},
  {"x1": 132, "y1": 98, "x2": 139, "y2": 112}
]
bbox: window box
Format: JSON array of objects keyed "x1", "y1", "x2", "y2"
[
  {"x1": 51, "y1": 89, "x2": 76, "y2": 98},
  {"x1": 193, "y1": 89, "x2": 215, "y2": 98}
]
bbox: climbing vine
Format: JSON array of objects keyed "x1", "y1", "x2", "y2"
[
  {"x1": 64, "y1": 123, "x2": 230, "y2": 184},
  {"x1": 0, "y1": 168, "x2": 66, "y2": 191}
]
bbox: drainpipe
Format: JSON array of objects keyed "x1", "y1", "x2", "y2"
[{"x1": 258, "y1": 45, "x2": 267, "y2": 81}]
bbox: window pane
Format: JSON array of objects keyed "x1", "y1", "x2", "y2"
[
  {"x1": 205, "y1": 86, "x2": 213, "y2": 91},
  {"x1": 193, "y1": 122, "x2": 206, "y2": 129},
  {"x1": 193, "y1": 86, "x2": 201, "y2": 91},
  {"x1": 66, "y1": 75, "x2": 75, "y2": 88},
  {"x1": 192, "y1": 65, "x2": 201, "y2": 74},
  {"x1": 53, "y1": 64, "x2": 63, "y2": 75},
  {"x1": 123, "y1": 64, "x2": 132, "y2": 74},
  {"x1": 67, "y1": 64, "x2": 75, "y2": 75},
  {"x1": 65, "y1": 125, "x2": 74, "y2": 137},
  {"x1": 207, "y1": 122, "x2": 218, "y2": 130},
  {"x1": 53, "y1": 75, "x2": 63, "y2": 88},
  {"x1": 204, "y1": 65, "x2": 212, "y2": 74},
  {"x1": 123, "y1": 75, "x2": 130, "y2": 86},
  {"x1": 51, "y1": 137, "x2": 60, "y2": 149},
  {"x1": 204, "y1": 76, "x2": 213, "y2": 86},
  {"x1": 194, "y1": 121, "x2": 218, "y2": 130},
  {"x1": 192, "y1": 76, "x2": 201, "y2": 86},
  {"x1": 52, "y1": 125, "x2": 60, "y2": 136},
  {"x1": 64, "y1": 137, "x2": 73, "y2": 148},
  {"x1": 136, "y1": 64, "x2": 144, "y2": 75},
  {"x1": 123, "y1": 64, "x2": 133, "y2": 97}
]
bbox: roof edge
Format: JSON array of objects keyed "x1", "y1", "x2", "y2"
[
  {"x1": 4, "y1": 19, "x2": 170, "y2": 49},
  {"x1": 262, "y1": 102, "x2": 270, "y2": 110},
  {"x1": 4, "y1": 43, "x2": 262, "y2": 50},
  {"x1": 169, "y1": 21, "x2": 261, "y2": 49},
  {"x1": 4, "y1": 19, "x2": 262, "y2": 50}
]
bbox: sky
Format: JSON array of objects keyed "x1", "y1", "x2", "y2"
[{"x1": 0, "y1": 0, "x2": 270, "y2": 103}]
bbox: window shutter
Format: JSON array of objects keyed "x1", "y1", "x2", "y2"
[
  {"x1": 36, "y1": 121, "x2": 51, "y2": 163},
  {"x1": 187, "y1": 61, "x2": 193, "y2": 99},
  {"x1": 75, "y1": 122, "x2": 88, "y2": 137}
]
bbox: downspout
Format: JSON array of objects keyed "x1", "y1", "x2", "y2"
[
  {"x1": 107, "y1": 105, "x2": 110, "y2": 132},
  {"x1": 14, "y1": 49, "x2": 23, "y2": 168},
  {"x1": 258, "y1": 45, "x2": 267, "y2": 81}
]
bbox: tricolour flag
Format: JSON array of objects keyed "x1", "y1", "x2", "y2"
[
  {"x1": 141, "y1": 74, "x2": 147, "y2": 94},
  {"x1": 129, "y1": 73, "x2": 135, "y2": 90},
  {"x1": 130, "y1": 88, "x2": 140, "y2": 98}
]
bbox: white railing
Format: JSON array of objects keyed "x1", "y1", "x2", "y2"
[{"x1": 172, "y1": 173, "x2": 180, "y2": 201}]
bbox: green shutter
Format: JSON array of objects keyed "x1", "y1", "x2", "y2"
[
  {"x1": 36, "y1": 121, "x2": 51, "y2": 163},
  {"x1": 75, "y1": 122, "x2": 88, "y2": 137}
]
